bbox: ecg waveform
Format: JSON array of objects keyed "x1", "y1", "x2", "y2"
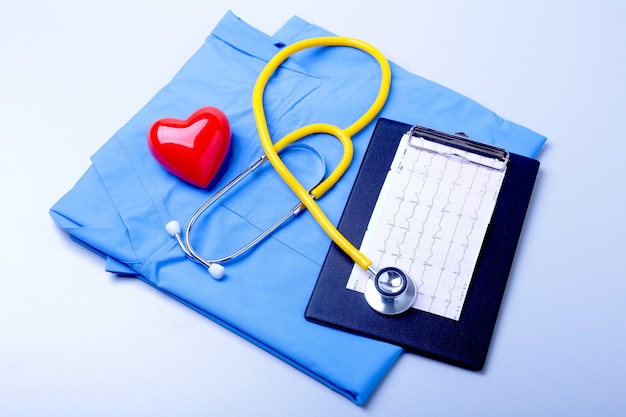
[{"x1": 347, "y1": 133, "x2": 506, "y2": 320}]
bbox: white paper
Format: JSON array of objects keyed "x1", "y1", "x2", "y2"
[{"x1": 347, "y1": 133, "x2": 506, "y2": 320}]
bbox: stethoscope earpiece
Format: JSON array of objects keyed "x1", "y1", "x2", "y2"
[
  {"x1": 165, "y1": 144, "x2": 327, "y2": 280},
  {"x1": 165, "y1": 220, "x2": 182, "y2": 236},
  {"x1": 207, "y1": 263, "x2": 226, "y2": 280},
  {"x1": 166, "y1": 220, "x2": 226, "y2": 280}
]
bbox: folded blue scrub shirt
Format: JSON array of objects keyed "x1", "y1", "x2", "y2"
[{"x1": 50, "y1": 11, "x2": 546, "y2": 405}]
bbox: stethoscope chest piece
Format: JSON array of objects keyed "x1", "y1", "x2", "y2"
[{"x1": 364, "y1": 267, "x2": 417, "y2": 315}]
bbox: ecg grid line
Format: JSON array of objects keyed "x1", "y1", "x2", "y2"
[{"x1": 347, "y1": 133, "x2": 506, "y2": 320}]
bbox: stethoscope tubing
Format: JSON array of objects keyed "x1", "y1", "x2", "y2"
[{"x1": 252, "y1": 36, "x2": 392, "y2": 272}]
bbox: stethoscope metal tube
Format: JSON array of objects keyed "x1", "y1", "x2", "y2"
[{"x1": 167, "y1": 144, "x2": 326, "y2": 279}]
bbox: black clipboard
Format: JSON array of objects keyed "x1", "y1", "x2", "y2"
[{"x1": 305, "y1": 118, "x2": 540, "y2": 370}]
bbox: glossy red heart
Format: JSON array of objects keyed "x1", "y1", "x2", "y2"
[{"x1": 148, "y1": 107, "x2": 231, "y2": 188}]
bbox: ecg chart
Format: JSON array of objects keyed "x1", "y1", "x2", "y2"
[{"x1": 347, "y1": 133, "x2": 507, "y2": 320}]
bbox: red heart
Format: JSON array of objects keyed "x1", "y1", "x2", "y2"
[{"x1": 148, "y1": 107, "x2": 231, "y2": 188}]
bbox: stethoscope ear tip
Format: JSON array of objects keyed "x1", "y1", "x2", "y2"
[
  {"x1": 208, "y1": 263, "x2": 225, "y2": 280},
  {"x1": 166, "y1": 220, "x2": 182, "y2": 236}
]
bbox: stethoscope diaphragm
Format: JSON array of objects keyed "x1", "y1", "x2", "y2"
[{"x1": 364, "y1": 267, "x2": 417, "y2": 315}]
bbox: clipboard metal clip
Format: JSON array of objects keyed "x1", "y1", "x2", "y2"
[{"x1": 407, "y1": 125, "x2": 509, "y2": 171}]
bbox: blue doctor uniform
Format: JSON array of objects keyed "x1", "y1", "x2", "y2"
[{"x1": 50, "y1": 11, "x2": 546, "y2": 405}]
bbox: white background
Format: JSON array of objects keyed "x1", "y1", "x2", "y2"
[{"x1": 1, "y1": 1, "x2": 625, "y2": 416}]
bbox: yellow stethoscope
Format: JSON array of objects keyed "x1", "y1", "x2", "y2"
[{"x1": 167, "y1": 37, "x2": 417, "y2": 315}]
